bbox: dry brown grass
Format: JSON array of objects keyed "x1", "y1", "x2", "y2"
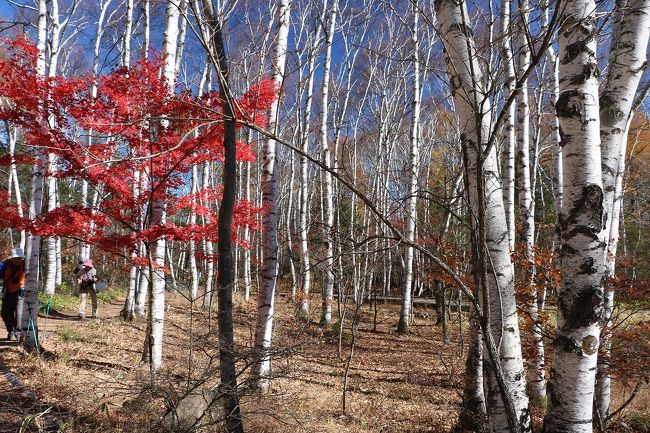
[{"x1": 0, "y1": 292, "x2": 648, "y2": 433}]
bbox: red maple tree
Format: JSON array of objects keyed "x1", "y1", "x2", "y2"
[{"x1": 0, "y1": 36, "x2": 274, "y2": 264}]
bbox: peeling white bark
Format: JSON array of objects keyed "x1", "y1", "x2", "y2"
[{"x1": 543, "y1": 2, "x2": 608, "y2": 431}]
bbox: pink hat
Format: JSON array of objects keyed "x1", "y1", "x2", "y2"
[{"x1": 84, "y1": 259, "x2": 94, "y2": 268}]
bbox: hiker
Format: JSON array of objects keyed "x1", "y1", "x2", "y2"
[
  {"x1": 1, "y1": 248, "x2": 26, "y2": 340},
  {"x1": 76, "y1": 259, "x2": 98, "y2": 319}
]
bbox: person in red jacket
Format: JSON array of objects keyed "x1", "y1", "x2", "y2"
[{"x1": 1, "y1": 248, "x2": 25, "y2": 340}]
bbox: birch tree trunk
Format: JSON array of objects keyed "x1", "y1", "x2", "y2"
[
  {"x1": 319, "y1": 2, "x2": 336, "y2": 326},
  {"x1": 143, "y1": 0, "x2": 150, "y2": 56},
  {"x1": 435, "y1": 1, "x2": 531, "y2": 431},
  {"x1": 458, "y1": 313, "x2": 487, "y2": 431},
  {"x1": 175, "y1": 0, "x2": 188, "y2": 77},
  {"x1": 595, "y1": 0, "x2": 650, "y2": 420},
  {"x1": 21, "y1": 0, "x2": 48, "y2": 350},
  {"x1": 398, "y1": 0, "x2": 420, "y2": 335},
  {"x1": 7, "y1": 125, "x2": 25, "y2": 250},
  {"x1": 144, "y1": 0, "x2": 180, "y2": 372},
  {"x1": 542, "y1": 2, "x2": 608, "y2": 431},
  {"x1": 123, "y1": 0, "x2": 133, "y2": 68},
  {"x1": 500, "y1": 0, "x2": 516, "y2": 252},
  {"x1": 516, "y1": 0, "x2": 546, "y2": 402},
  {"x1": 252, "y1": 0, "x2": 290, "y2": 393},
  {"x1": 189, "y1": 163, "x2": 200, "y2": 301},
  {"x1": 299, "y1": 2, "x2": 327, "y2": 319},
  {"x1": 43, "y1": 153, "x2": 59, "y2": 295},
  {"x1": 123, "y1": 169, "x2": 141, "y2": 320},
  {"x1": 43, "y1": 0, "x2": 64, "y2": 295},
  {"x1": 242, "y1": 160, "x2": 252, "y2": 301}
]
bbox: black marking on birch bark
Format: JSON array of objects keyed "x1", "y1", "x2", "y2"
[
  {"x1": 559, "y1": 184, "x2": 605, "y2": 237},
  {"x1": 562, "y1": 39, "x2": 596, "y2": 65},
  {"x1": 556, "y1": 90, "x2": 583, "y2": 118},
  {"x1": 555, "y1": 334, "x2": 583, "y2": 355},
  {"x1": 578, "y1": 257, "x2": 598, "y2": 274},
  {"x1": 633, "y1": 60, "x2": 648, "y2": 75},
  {"x1": 520, "y1": 407, "x2": 532, "y2": 433},
  {"x1": 449, "y1": 22, "x2": 473, "y2": 38},
  {"x1": 570, "y1": 63, "x2": 599, "y2": 85},
  {"x1": 600, "y1": 92, "x2": 625, "y2": 126},
  {"x1": 450, "y1": 75, "x2": 462, "y2": 91},
  {"x1": 559, "y1": 287, "x2": 604, "y2": 329},
  {"x1": 617, "y1": 40, "x2": 637, "y2": 52}
]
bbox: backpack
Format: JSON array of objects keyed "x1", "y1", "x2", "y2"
[
  {"x1": 79, "y1": 267, "x2": 96, "y2": 292},
  {"x1": 3, "y1": 258, "x2": 25, "y2": 294}
]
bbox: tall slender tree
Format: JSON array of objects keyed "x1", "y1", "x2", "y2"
[
  {"x1": 252, "y1": 0, "x2": 291, "y2": 393},
  {"x1": 435, "y1": 0, "x2": 531, "y2": 430},
  {"x1": 398, "y1": 0, "x2": 421, "y2": 335}
]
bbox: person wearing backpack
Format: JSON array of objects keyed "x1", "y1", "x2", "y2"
[
  {"x1": 76, "y1": 258, "x2": 98, "y2": 319},
  {"x1": 1, "y1": 248, "x2": 26, "y2": 340}
]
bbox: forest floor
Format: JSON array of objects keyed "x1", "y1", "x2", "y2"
[{"x1": 0, "y1": 288, "x2": 648, "y2": 433}]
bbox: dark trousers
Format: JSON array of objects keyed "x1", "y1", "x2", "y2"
[{"x1": 1, "y1": 291, "x2": 19, "y2": 334}]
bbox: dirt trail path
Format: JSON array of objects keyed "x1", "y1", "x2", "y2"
[
  {"x1": 39, "y1": 297, "x2": 126, "y2": 335},
  {"x1": 0, "y1": 298, "x2": 126, "y2": 432}
]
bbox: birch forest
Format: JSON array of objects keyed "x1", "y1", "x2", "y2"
[{"x1": 0, "y1": 0, "x2": 650, "y2": 432}]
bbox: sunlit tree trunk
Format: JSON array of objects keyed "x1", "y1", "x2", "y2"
[
  {"x1": 189, "y1": 163, "x2": 200, "y2": 301},
  {"x1": 123, "y1": 170, "x2": 141, "y2": 320},
  {"x1": 7, "y1": 125, "x2": 25, "y2": 250},
  {"x1": 144, "y1": 0, "x2": 180, "y2": 372},
  {"x1": 143, "y1": 0, "x2": 150, "y2": 57},
  {"x1": 21, "y1": 0, "x2": 48, "y2": 350},
  {"x1": 595, "y1": 0, "x2": 650, "y2": 421},
  {"x1": 298, "y1": 3, "x2": 327, "y2": 318},
  {"x1": 253, "y1": 0, "x2": 290, "y2": 393},
  {"x1": 242, "y1": 159, "x2": 252, "y2": 301},
  {"x1": 435, "y1": 0, "x2": 531, "y2": 431},
  {"x1": 500, "y1": 0, "x2": 516, "y2": 252},
  {"x1": 201, "y1": 161, "x2": 216, "y2": 310},
  {"x1": 43, "y1": 0, "x2": 64, "y2": 295},
  {"x1": 542, "y1": 1, "x2": 607, "y2": 431},
  {"x1": 43, "y1": 153, "x2": 59, "y2": 295},
  {"x1": 175, "y1": 0, "x2": 188, "y2": 77},
  {"x1": 398, "y1": 0, "x2": 420, "y2": 335},
  {"x1": 319, "y1": 2, "x2": 336, "y2": 326},
  {"x1": 123, "y1": 0, "x2": 133, "y2": 68},
  {"x1": 515, "y1": 0, "x2": 545, "y2": 402}
]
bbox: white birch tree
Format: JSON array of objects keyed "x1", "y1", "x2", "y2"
[
  {"x1": 542, "y1": 1, "x2": 607, "y2": 431},
  {"x1": 435, "y1": 0, "x2": 531, "y2": 430},
  {"x1": 252, "y1": 0, "x2": 291, "y2": 393},
  {"x1": 20, "y1": 0, "x2": 48, "y2": 350},
  {"x1": 319, "y1": 1, "x2": 336, "y2": 326},
  {"x1": 398, "y1": 0, "x2": 421, "y2": 335},
  {"x1": 595, "y1": 0, "x2": 650, "y2": 421}
]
